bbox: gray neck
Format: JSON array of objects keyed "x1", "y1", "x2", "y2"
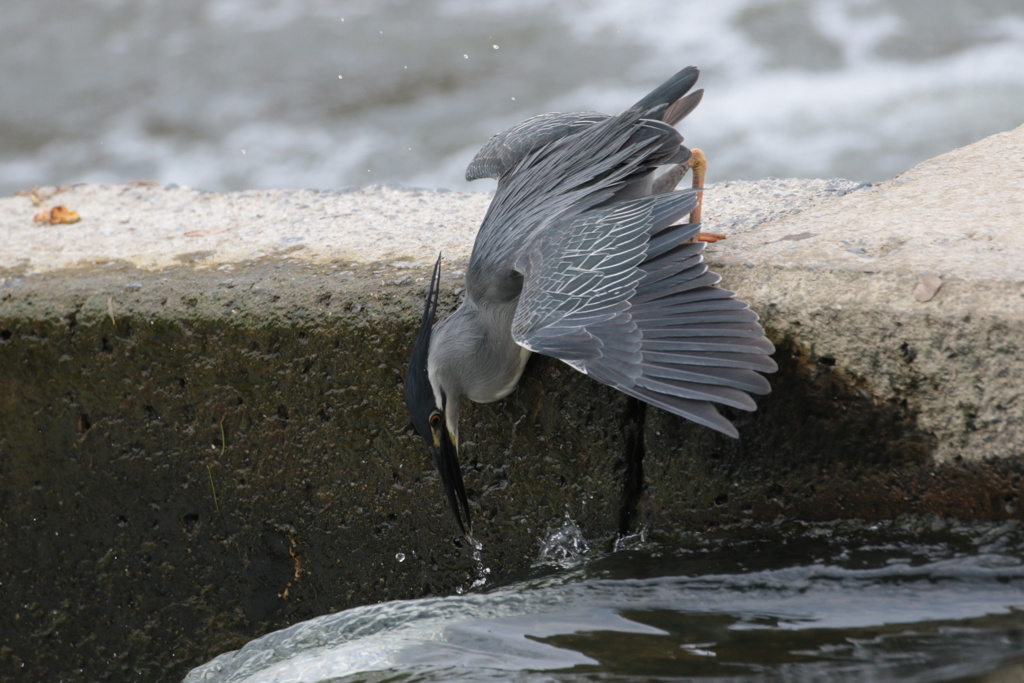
[{"x1": 428, "y1": 296, "x2": 531, "y2": 406}]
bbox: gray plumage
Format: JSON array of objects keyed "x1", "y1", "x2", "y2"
[
  {"x1": 465, "y1": 76, "x2": 704, "y2": 185},
  {"x1": 405, "y1": 67, "x2": 776, "y2": 534}
]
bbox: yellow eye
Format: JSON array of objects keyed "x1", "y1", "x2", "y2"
[{"x1": 429, "y1": 412, "x2": 442, "y2": 428}]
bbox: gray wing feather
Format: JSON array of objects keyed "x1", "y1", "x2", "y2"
[
  {"x1": 511, "y1": 193, "x2": 695, "y2": 346},
  {"x1": 467, "y1": 67, "x2": 774, "y2": 437},
  {"x1": 466, "y1": 67, "x2": 703, "y2": 185},
  {"x1": 511, "y1": 190, "x2": 776, "y2": 437},
  {"x1": 466, "y1": 112, "x2": 609, "y2": 182},
  {"x1": 467, "y1": 113, "x2": 685, "y2": 300}
]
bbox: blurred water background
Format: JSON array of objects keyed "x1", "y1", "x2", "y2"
[{"x1": 2, "y1": 0, "x2": 1023, "y2": 196}]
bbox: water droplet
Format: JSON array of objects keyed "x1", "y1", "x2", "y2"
[
  {"x1": 463, "y1": 54, "x2": 469, "y2": 59},
  {"x1": 240, "y1": 149, "x2": 246, "y2": 155},
  {"x1": 510, "y1": 97, "x2": 516, "y2": 101},
  {"x1": 538, "y1": 515, "x2": 590, "y2": 566},
  {"x1": 337, "y1": 75, "x2": 343, "y2": 79},
  {"x1": 395, "y1": 552, "x2": 406, "y2": 563},
  {"x1": 492, "y1": 44, "x2": 499, "y2": 50}
]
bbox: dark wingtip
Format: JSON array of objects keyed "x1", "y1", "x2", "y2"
[
  {"x1": 662, "y1": 89, "x2": 704, "y2": 126},
  {"x1": 634, "y1": 66, "x2": 701, "y2": 120}
]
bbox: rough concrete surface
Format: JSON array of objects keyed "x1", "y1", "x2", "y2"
[
  {"x1": 1, "y1": 125, "x2": 1022, "y2": 681},
  {"x1": 718, "y1": 123, "x2": 1024, "y2": 464}
]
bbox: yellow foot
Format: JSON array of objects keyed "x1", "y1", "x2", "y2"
[{"x1": 688, "y1": 148, "x2": 706, "y2": 224}]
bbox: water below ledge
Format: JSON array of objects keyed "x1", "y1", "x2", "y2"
[{"x1": 186, "y1": 517, "x2": 1024, "y2": 682}]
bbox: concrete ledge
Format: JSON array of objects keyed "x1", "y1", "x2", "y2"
[
  {"x1": 722, "y1": 124, "x2": 1024, "y2": 463},
  {"x1": 2, "y1": 125, "x2": 1022, "y2": 681}
]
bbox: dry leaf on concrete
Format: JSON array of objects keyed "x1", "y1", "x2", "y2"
[{"x1": 34, "y1": 205, "x2": 81, "y2": 225}]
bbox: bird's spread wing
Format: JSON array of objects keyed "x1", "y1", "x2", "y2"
[
  {"x1": 511, "y1": 190, "x2": 776, "y2": 437},
  {"x1": 468, "y1": 110, "x2": 687, "y2": 302}
]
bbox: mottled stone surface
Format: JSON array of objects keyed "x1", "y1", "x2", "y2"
[{"x1": 709, "y1": 123, "x2": 1024, "y2": 463}]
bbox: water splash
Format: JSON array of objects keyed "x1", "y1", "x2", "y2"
[
  {"x1": 613, "y1": 528, "x2": 646, "y2": 552},
  {"x1": 469, "y1": 536, "x2": 490, "y2": 590},
  {"x1": 536, "y1": 514, "x2": 590, "y2": 567}
]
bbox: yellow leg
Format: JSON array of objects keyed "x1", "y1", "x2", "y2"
[
  {"x1": 688, "y1": 148, "x2": 705, "y2": 224},
  {"x1": 688, "y1": 148, "x2": 726, "y2": 243}
]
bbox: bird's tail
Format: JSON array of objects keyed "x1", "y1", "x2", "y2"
[{"x1": 631, "y1": 66, "x2": 704, "y2": 126}]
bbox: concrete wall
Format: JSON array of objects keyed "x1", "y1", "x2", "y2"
[{"x1": 1, "y1": 124, "x2": 1022, "y2": 681}]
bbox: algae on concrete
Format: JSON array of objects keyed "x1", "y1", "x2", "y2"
[{"x1": 0, "y1": 260, "x2": 630, "y2": 681}]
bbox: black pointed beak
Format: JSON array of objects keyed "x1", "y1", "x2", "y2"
[{"x1": 430, "y1": 432, "x2": 471, "y2": 537}]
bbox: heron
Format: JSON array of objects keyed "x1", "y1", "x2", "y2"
[{"x1": 405, "y1": 67, "x2": 777, "y2": 535}]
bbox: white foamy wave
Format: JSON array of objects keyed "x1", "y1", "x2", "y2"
[
  {"x1": 1, "y1": 0, "x2": 1022, "y2": 195},
  {"x1": 447, "y1": 0, "x2": 1024, "y2": 183}
]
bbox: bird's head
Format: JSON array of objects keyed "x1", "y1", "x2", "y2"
[{"x1": 404, "y1": 254, "x2": 472, "y2": 536}]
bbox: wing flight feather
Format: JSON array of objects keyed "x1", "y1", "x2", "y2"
[{"x1": 511, "y1": 189, "x2": 776, "y2": 436}]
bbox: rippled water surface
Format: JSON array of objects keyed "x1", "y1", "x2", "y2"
[
  {"x1": 3, "y1": 0, "x2": 1024, "y2": 195},
  {"x1": 186, "y1": 519, "x2": 1024, "y2": 682}
]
